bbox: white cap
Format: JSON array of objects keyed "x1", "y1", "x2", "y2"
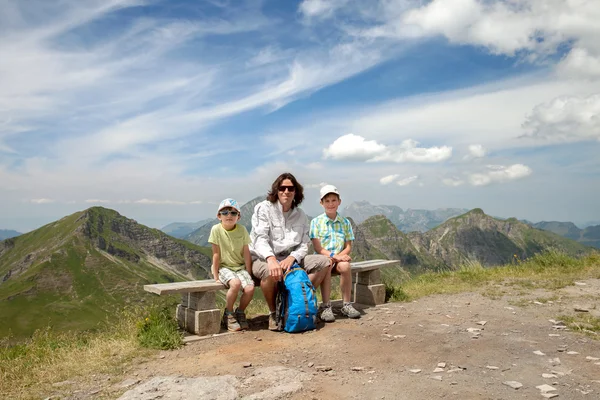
[
  {"x1": 217, "y1": 198, "x2": 240, "y2": 213},
  {"x1": 319, "y1": 184, "x2": 340, "y2": 200}
]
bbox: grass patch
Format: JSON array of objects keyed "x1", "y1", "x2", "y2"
[
  {"x1": 0, "y1": 302, "x2": 183, "y2": 399},
  {"x1": 387, "y1": 250, "x2": 600, "y2": 301},
  {"x1": 136, "y1": 304, "x2": 183, "y2": 350},
  {"x1": 557, "y1": 314, "x2": 600, "y2": 337}
]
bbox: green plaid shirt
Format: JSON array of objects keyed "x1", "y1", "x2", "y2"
[{"x1": 309, "y1": 213, "x2": 354, "y2": 254}]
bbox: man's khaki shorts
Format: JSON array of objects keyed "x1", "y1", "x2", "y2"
[{"x1": 252, "y1": 254, "x2": 330, "y2": 281}]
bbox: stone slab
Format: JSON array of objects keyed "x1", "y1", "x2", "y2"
[
  {"x1": 350, "y1": 260, "x2": 400, "y2": 273},
  {"x1": 177, "y1": 305, "x2": 221, "y2": 335},
  {"x1": 144, "y1": 280, "x2": 225, "y2": 295},
  {"x1": 356, "y1": 269, "x2": 381, "y2": 285},
  {"x1": 182, "y1": 291, "x2": 217, "y2": 311},
  {"x1": 353, "y1": 283, "x2": 385, "y2": 306}
]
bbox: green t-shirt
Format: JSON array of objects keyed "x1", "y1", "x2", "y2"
[{"x1": 208, "y1": 223, "x2": 251, "y2": 271}]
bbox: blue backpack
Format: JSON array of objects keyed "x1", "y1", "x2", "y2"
[{"x1": 275, "y1": 264, "x2": 318, "y2": 333}]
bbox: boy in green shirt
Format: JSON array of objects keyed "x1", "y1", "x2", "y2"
[{"x1": 208, "y1": 198, "x2": 255, "y2": 331}]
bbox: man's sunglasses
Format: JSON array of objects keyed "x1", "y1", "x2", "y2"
[
  {"x1": 278, "y1": 185, "x2": 296, "y2": 192},
  {"x1": 219, "y1": 210, "x2": 239, "y2": 216}
]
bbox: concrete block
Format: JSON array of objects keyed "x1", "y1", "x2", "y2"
[
  {"x1": 353, "y1": 283, "x2": 385, "y2": 306},
  {"x1": 191, "y1": 308, "x2": 222, "y2": 336},
  {"x1": 184, "y1": 291, "x2": 217, "y2": 311},
  {"x1": 176, "y1": 305, "x2": 221, "y2": 335},
  {"x1": 355, "y1": 269, "x2": 381, "y2": 285}
]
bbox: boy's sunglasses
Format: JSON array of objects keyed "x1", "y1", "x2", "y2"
[
  {"x1": 219, "y1": 210, "x2": 239, "y2": 216},
  {"x1": 278, "y1": 185, "x2": 296, "y2": 193}
]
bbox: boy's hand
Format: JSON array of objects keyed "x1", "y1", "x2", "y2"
[
  {"x1": 332, "y1": 254, "x2": 351, "y2": 262},
  {"x1": 215, "y1": 279, "x2": 222, "y2": 284}
]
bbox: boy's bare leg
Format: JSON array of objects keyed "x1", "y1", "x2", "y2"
[
  {"x1": 320, "y1": 268, "x2": 332, "y2": 305},
  {"x1": 238, "y1": 285, "x2": 255, "y2": 311},
  {"x1": 336, "y1": 262, "x2": 352, "y2": 303},
  {"x1": 308, "y1": 267, "x2": 328, "y2": 289},
  {"x1": 226, "y1": 279, "x2": 242, "y2": 312}
]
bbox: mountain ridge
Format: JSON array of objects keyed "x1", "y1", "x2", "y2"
[{"x1": 0, "y1": 207, "x2": 212, "y2": 339}]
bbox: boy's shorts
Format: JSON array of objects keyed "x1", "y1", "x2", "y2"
[
  {"x1": 218, "y1": 268, "x2": 254, "y2": 289},
  {"x1": 252, "y1": 254, "x2": 329, "y2": 280}
]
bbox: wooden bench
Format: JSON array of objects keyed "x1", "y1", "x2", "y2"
[{"x1": 143, "y1": 259, "x2": 400, "y2": 336}]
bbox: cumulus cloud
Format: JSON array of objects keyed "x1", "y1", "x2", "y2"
[
  {"x1": 442, "y1": 178, "x2": 464, "y2": 187},
  {"x1": 467, "y1": 144, "x2": 486, "y2": 158},
  {"x1": 468, "y1": 164, "x2": 532, "y2": 186},
  {"x1": 379, "y1": 174, "x2": 399, "y2": 185},
  {"x1": 396, "y1": 175, "x2": 418, "y2": 186},
  {"x1": 85, "y1": 199, "x2": 110, "y2": 203},
  {"x1": 323, "y1": 134, "x2": 452, "y2": 163},
  {"x1": 522, "y1": 94, "x2": 600, "y2": 142}
]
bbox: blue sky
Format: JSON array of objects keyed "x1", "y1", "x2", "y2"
[{"x1": 1, "y1": 0, "x2": 599, "y2": 232}]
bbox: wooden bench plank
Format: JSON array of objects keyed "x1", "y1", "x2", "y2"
[
  {"x1": 350, "y1": 259, "x2": 400, "y2": 272},
  {"x1": 144, "y1": 280, "x2": 225, "y2": 295}
]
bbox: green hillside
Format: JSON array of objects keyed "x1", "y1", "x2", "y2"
[
  {"x1": 0, "y1": 207, "x2": 212, "y2": 340},
  {"x1": 412, "y1": 209, "x2": 591, "y2": 268}
]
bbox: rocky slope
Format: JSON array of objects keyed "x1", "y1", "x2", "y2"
[
  {"x1": 410, "y1": 209, "x2": 590, "y2": 268},
  {"x1": 160, "y1": 219, "x2": 213, "y2": 239},
  {"x1": 343, "y1": 201, "x2": 468, "y2": 232},
  {"x1": 533, "y1": 221, "x2": 600, "y2": 249},
  {"x1": 0, "y1": 207, "x2": 212, "y2": 340}
]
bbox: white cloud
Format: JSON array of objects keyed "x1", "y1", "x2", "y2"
[
  {"x1": 379, "y1": 174, "x2": 399, "y2": 185},
  {"x1": 134, "y1": 199, "x2": 188, "y2": 205},
  {"x1": 323, "y1": 133, "x2": 387, "y2": 161},
  {"x1": 396, "y1": 175, "x2": 418, "y2": 186},
  {"x1": 468, "y1": 164, "x2": 532, "y2": 186},
  {"x1": 29, "y1": 198, "x2": 55, "y2": 204},
  {"x1": 557, "y1": 47, "x2": 600, "y2": 79},
  {"x1": 323, "y1": 134, "x2": 452, "y2": 163},
  {"x1": 466, "y1": 144, "x2": 487, "y2": 159},
  {"x1": 522, "y1": 94, "x2": 600, "y2": 142},
  {"x1": 442, "y1": 178, "x2": 464, "y2": 187},
  {"x1": 85, "y1": 199, "x2": 110, "y2": 204},
  {"x1": 298, "y1": 0, "x2": 348, "y2": 19}
]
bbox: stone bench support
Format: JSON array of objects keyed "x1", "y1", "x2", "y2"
[{"x1": 144, "y1": 280, "x2": 225, "y2": 336}]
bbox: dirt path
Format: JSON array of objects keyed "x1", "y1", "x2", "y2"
[{"x1": 72, "y1": 280, "x2": 600, "y2": 399}]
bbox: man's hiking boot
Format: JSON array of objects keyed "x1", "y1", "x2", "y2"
[
  {"x1": 225, "y1": 312, "x2": 241, "y2": 332},
  {"x1": 341, "y1": 303, "x2": 361, "y2": 319},
  {"x1": 268, "y1": 312, "x2": 279, "y2": 331},
  {"x1": 235, "y1": 308, "x2": 249, "y2": 330},
  {"x1": 320, "y1": 306, "x2": 335, "y2": 322}
]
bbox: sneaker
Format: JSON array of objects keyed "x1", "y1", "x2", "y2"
[
  {"x1": 320, "y1": 306, "x2": 335, "y2": 323},
  {"x1": 268, "y1": 312, "x2": 279, "y2": 331},
  {"x1": 340, "y1": 303, "x2": 361, "y2": 319},
  {"x1": 235, "y1": 308, "x2": 249, "y2": 330},
  {"x1": 225, "y1": 312, "x2": 242, "y2": 332}
]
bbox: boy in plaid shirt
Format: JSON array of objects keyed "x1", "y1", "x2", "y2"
[{"x1": 309, "y1": 185, "x2": 360, "y2": 322}]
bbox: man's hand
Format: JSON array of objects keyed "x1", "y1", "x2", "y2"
[
  {"x1": 279, "y1": 256, "x2": 295, "y2": 273},
  {"x1": 267, "y1": 257, "x2": 282, "y2": 281}
]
